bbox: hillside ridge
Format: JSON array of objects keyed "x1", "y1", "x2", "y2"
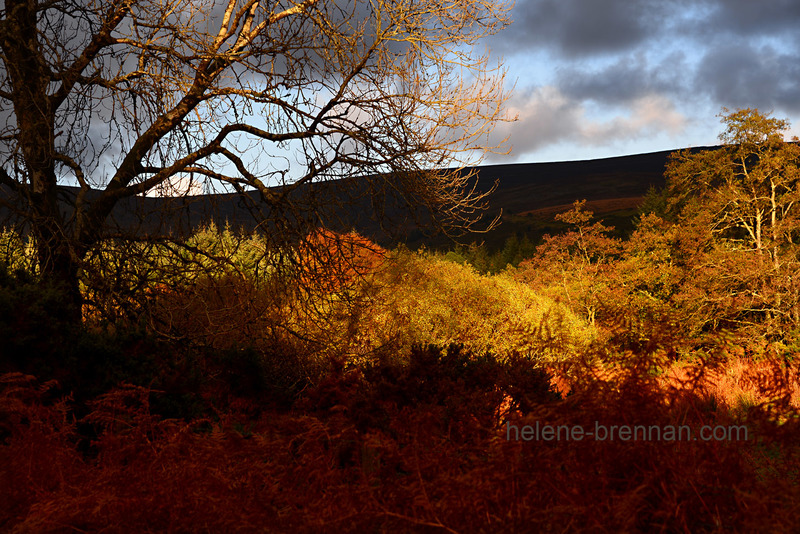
[{"x1": 0, "y1": 146, "x2": 713, "y2": 245}]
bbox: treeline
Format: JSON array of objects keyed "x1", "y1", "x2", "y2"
[{"x1": 444, "y1": 109, "x2": 800, "y2": 359}]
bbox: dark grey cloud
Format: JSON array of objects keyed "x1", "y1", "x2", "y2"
[
  {"x1": 490, "y1": 0, "x2": 800, "y2": 60},
  {"x1": 484, "y1": 0, "x2": 800, "y2": 161},
  {"x1": 696, "y1": 42, "x2": 800, "y2": 112},
  {"x1": 494, "y1": 1, "x2": 800, "y2": 123},
  {"x1": 493, "y1": 0, "x2": 664, "y2": 57},
  {"x1": 702, "y1": 0, "x2": 800, "y2": 37},
  {"x1": 557, "y1": 52, "x2": 690, "y2": 105},
  {"x1": 495, "y1": 0, "x2": 800, "y2": 58}
]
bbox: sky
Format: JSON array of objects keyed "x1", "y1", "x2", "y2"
[
  {"x1": 8, "y1": 0, "x2": 798, "y2": 196},
  {"x1": 481, "y1": 0, "x2": 800, "y2": 164}
]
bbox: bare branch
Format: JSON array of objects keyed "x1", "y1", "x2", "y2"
[
  {"x1": 0, "y1": 0, "x2": 513, "y2": 322},
  {"x1": 50, "y1": 0, "x2": 133, "y2": 110}
]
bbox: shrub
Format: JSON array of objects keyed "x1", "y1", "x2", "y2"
[
  {"x1": 142, "y1": 239, "x2": 592, "y2": 373},
  {"x1": 0, "y1": 264, "x2": 78, "y2": 373},
  {"x1": 5, "y1": 352, "x2": 800, "y2": 533},
  {"x1": 297, "y1": 344, "x2": 561, "y2": 436},
  {"x1": 356, "y1": 250, "x2": 594, "y2": 364}
]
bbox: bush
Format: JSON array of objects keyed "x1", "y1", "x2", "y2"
[
  {"x1": 0, "y1": 264, "x2": 79, "y2": 373},
  {"x1": 297, "y1": 344, "x2": 561, "y2": 436},
  {"x1": 356, "y1": 250, "x2": 594, "y2": 364},
  {"x1": 5, "y1": 351, "x2": 800, "y2": 533}
]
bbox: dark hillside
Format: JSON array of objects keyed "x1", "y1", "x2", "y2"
[
  {"x1": 0, "y1": 147, "x2": 712, "y2": 248},
  {"x1": 474, "y1": 148, "x2": 685, "y2": 215},
  {"x1": 414, "y1": 148, "x2": 713, "y2": 250}
]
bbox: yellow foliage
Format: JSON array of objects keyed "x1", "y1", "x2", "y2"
[
  {"x1": 337, "y1": 250, "x2": 595, "y2": 364},
  {"x1": 132, "y1": 227, "x2": 595, "y2": 368}
]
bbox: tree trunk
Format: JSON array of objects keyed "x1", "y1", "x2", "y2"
[
  {"x1": 34, "y1": 218, "x2": 84, "y2": 325},
  {"x1": 3, "y1": 0, "x2": 84, "y2": 324}
]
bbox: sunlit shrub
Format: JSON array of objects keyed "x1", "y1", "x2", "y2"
[
  {"x1": 76, "y1": 223, "x2": 593, "y2": 373},
  {"x1": 353, "y1": 249, "x2": 594, "y2": 365},
  {"x1": 80, "y1": 223, "x2": 277, "y2": 323},
  {"x1": 0, "y1": 227, "x2": 36, "y2": 273}
]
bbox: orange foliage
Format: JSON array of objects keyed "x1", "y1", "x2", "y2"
[
  {"x1": 298, "y1": 229, "x2": 386, "y2": 293},
  {"x1": 661, "y1": 355, "x2": 800, "y2": 412},
  {"x1": 4, "y1": 349, "x2": 800, "y2": 533}
]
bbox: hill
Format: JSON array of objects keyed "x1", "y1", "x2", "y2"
[
  {"x1": 476, "y1": 148, "x2": 681, "y2": 214},
  {"x1": 0, "y1": 147, "x2": 710, "y2": 250}
]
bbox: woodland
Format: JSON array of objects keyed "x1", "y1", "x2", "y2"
[
  {"x1": 2, "y1": 108, "x2": 800, "y2": 532},
  {"x1": 1, "y1": 0, "x2": 800, "y2": 530}
]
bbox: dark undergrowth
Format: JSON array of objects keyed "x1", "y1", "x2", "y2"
[{"x1": 3, "y1": 342, "x2": 800, "y2": 533}]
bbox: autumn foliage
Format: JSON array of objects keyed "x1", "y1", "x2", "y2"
[
  {"x1": 3, "y1": 345, "x2": 800, "y2": 532},
  {"x1": 298, "y1": 229, "x2": 387, "y2": 293},
  {"x1": 4, "y1": 109, "x2": 800, "y2": 532}
]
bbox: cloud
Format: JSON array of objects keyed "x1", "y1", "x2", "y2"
[
  {"x1": 695, "y1": 42, "x2": 800, "y2": 113},
  {"x1": 488, "y1": 86, "x2": 581, "y2": 157},
  {"x1": 494, "y1": 0, "x2": 800, "y2": 57},
  {"x1": 146, "y1": 174, "x2": 205, "y2": 198},
  {"x1": 489, "y1": 87, "x2": 687, "y2": 161},
  {"x1": 483, "y1": 0, "x2": 800, "y2": 162},
  {"x1": 493, "y1": 0, "x2": 665, "y2": 57},
  {"x1": 557, "y1": 52, "x2": 690, "y2": 105},
  {"x1": 698, "y1": 0, "x2": 800, "y2": 37},
  {"x1": 585, "y1": 94, "x2": 688, "y2": 141}
]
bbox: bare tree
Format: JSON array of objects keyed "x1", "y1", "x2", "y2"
[{"x1": 0, "y1": 0, "x2": 512, "y2": 321}]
